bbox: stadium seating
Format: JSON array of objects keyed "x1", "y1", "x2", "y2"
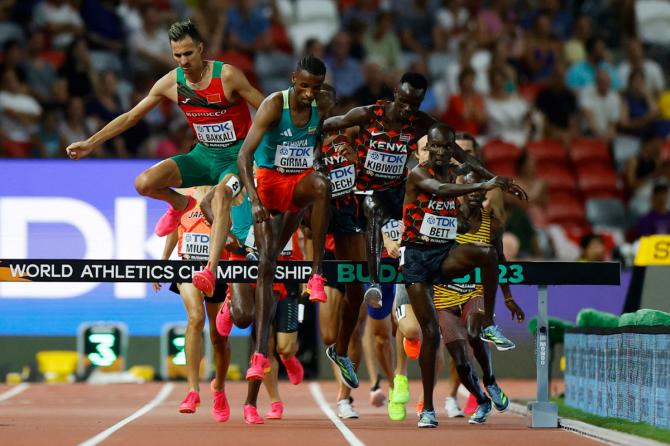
[
  {"x1": 526, "y1": 139, "x2": 567, "y2": 163},
  {"x1": 585, "y1": 198, "x2": 628, "y2": 230},
  {"x1": 577, "y1": 167, "x2": 621, "y2": 199},
  {"x1": 570, "y1": 138, "x2": 611, "y2": 166},
  {"x1": 482, "y1": 139, "x2": 520, "y2": 165}
]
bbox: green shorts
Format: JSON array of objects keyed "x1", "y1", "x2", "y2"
[{"x1": 172, "y1": 141, "x2": 242, "y2": 187}]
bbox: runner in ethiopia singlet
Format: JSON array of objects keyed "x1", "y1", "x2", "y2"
[{"x1": 173, "y1": 60, "x2": 253, "y2": 187}]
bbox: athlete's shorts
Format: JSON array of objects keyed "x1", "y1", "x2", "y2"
[
  {"x1": 172, "y1": 142, "x2": 242, "y2": 188},
  {"x1": 366, "y1": 282, "x2": 395, "y2": 320},
  {"x1": 169, "y1": 278, "x2": 227, "y2": 304},
  {"x1": 329, "y1": 194, "x2": 363, "y2": 235},
  {"x1": 228, "y1": 251, "x2": 288, "y2": 299},
  {"x1": 437, "y1": 296, "x2": 484, "y2": 344},
  {"x1": 401, "y1": 243, "x2": 456, "y2": 285},
  {"x1": 256, "y1": 167, "x2": 314, "y2": 213},
  {"x1": 357, "y1": 182, "x2": 406, "y2": 229},
  {"x1": 275, "y1": 283, "x2": 299, "y2": 333}
]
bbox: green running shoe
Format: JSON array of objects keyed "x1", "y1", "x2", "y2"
[
  {"x1": 387, "y1": 389, "x2": 407, "y2": 421},
  {"x1": 480, "y1": 325, "x2": 516, "y2": 351},
  {"x1": 485, "y1": 382, "x2": 509, "y2": 412},
  {"x1": 392, "y1": 374, "x2": 410, "y2": 404},
  {"x1": 326, "y1": 345, "x2": 359, "y2": 389}
]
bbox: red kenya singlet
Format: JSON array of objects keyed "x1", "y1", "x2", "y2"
[
  {"x1": 402, "y1": 165, "x2": 460, "y2": 246},
  {"x1": 354, "y1": 101, "x2": 419, "y2": 191},
  {"x1": 323, "y1": 132, "x2": 356, "y2": 199},
  {"x1": 177, "y1": 60, "x2": 252, "y2": 148}
]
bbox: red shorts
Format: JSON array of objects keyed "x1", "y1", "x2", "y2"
[
  {"x1": 256, "y1": 167, "x2": 314, "y2": 213},
  {"x1": 228, "y1": 251, "x2": 288, "y2": 300}
]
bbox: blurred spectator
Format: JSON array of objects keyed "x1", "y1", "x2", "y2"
[
  {"x1": 227, "y1": 0, "x2": 269, "y2": 55},
  {"x1": 566, "y1": 36, "x2": 620, "y2": 91},
  {"x1": 192, "y1": 0, "x2": 230, "y2": 54},
  {"x1": 410, "y1": 56, "x2": 439, "y2": 115},
  {"x1": 397, "y1": 0, "x2": 436, "y2": 55},
  {"x1": 255, "y1": 1, "x2": 294, "y2": 94},
  {"x1": 617, "y1": 38, "x2": 665, "y2": 98},
  {"x1": 502, "y1": 231, "x2": 520, "y2": 260},
  {"x1": 578, "y1": 68, "x2": 620, "y2": 141},
  {"x1": 36, "y1": 107, "x2": 65, "y2": 158},
  {"x1": 505, "y1": 205, "x2": 542, "y2": 258},
  {"x1": 45, "y1": 76, "x2": 69, "y2": 112},
  {"x1": 363, "y1": 11, "x2": 403, "y2": 74},
  {"x1": 59, "y1": 97, "x2": 94, "y2": 148},
  {"x1": 618, "y1": 69, "x2": 659, "y2": 138},
  {"x1": 86, "y1": 70, "x2": 128, "y2": 157},
  {"x1": 489, "y1": 39, "x2": 517, "y2": 93},
  {"x1": 0, "y1": 3, "x2": 25, "y2": 47},
  {"x1": 476, "y1": 0, "x2": 512, "y2": 48},
  {"x1": 537, "y1": 0, "x2": 572, "y2": 41},
  {"x1": 58, "y1": 36, "x2": 96, "y2": 98},
  {"x1": 325, "y1": 32, "x2": 363, "y2": 99},
  {"x1": 564, "y1": 14, "x2": 591, "y2": 65},
  {"x1": 578, "y1": 234, "x2": 606, "y2": 261},
  {"x1": 484, "y1": 68, "x2": 530, "y2": 147},
  {"x1": 129, "y1": 4, "x2": 172, "y2": 77},
  {"x1": 514, "y1": 151, "x2": 549, "y2": 228},
  {"x1": 303, "y1": 38, "x2": 325, "y2": 59},
  {"x1": 625, "y1": 133, "x2": 662, "y2": 191},
  {"x1": 445, "y1": 39, "x2": 489, "y2": 96},
  {"x1": 352, "y1": 61, "x2": 393, "y2": 106},
  {"x1": 441, "y1": 66, "x2": 486, "y2": 135},
  {"x1": 147, "y1": 119, "x2": 191, "y2": 159},
  {"x1": 433, "y1": 0, "x2": 469, "y2": 54},
  {"x1": 0, "y1": 69, "x2": 42, "y2": 157},
  {"x1": 262, "y1": 0, "x2": 293, "y2": 55},
  {"x1": 81, "y1": 0, "x2": 125, "y2": 55},
  {"x1": 31, "y1": 0, "x2": 83, "y2": 50},
  {"x1": 342, "y1": 0, "x2": 377, "y2": 32},
  {"x1": 24, "y1": 31, "x2": 57, "y2": 103},
  {"x1": 1, "y1": 39, "x2": 27, "y2": 80},
  {"x1": 635, "y1": 182, "x2": 670, "y2": 236},
  {"x1": 535, "y1": 63, "x2": 578, "y2": 142},
  {"x1": 521, "y1": 11, "x2": 561, "y2": 83}
]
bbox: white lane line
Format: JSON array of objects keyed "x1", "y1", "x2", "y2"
[
  {"x1": 78, "y1": 383, "x2": 174, "y2": 446},
  {"x1": 308, "y1": 382, "x2": 365, "y2": 446},
  {"x1": 0, "y1": 383, "x2": 29, "y2": 402}
]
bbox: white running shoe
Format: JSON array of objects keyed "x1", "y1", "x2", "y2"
[
  {"x1": 369, "y1": 388, "x2": 386, "y2": 407},
  {"x1": 337, "y1": 398, "x2": 359, "y2": 419},
  {"x1": 445, "y1": 396, "x2": 465, "y2": 418}
]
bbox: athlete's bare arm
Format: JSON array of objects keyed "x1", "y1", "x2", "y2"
[
  {"x1": 66, "y1": 70, "x2": 177, "y2": 159},
  {"x1": 237, "y1": 93, "x2": 284, "y2": 223},
  {"x1": 322, "y1": 106, "x2": 374, "y2": 132},
  {"x1": 221, "y1": 64, "x2": 264, "y2": 109},
  {"x1": 408, "y1": 165, "x2": 505, "y2": 199}
]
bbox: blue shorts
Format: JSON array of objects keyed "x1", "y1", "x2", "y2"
[{"x1": 366, "y1": 283, "x2": 395, "y2": 320}]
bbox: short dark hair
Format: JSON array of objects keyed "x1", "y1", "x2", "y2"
[
  {"x1": 427, "y1": 122, "x2": 455, "y2": 143},
  {"x1": 580, "y1": 233, "x2": 603, "y2": 250},
  {"x1": 400, "y1": 72, "x2": 428, "y2": 91},
  {"x1": 296, "y1": 55, "x2": 327, "y2": 77},
  {"x1": 168, "y1": 19, "x2": 203, "y2": 43},
  {"x1": 457, "y1": 66, "x2": 476, "y2": 86},
  {"x1": 455, "y1": 131, "x2": 479, "y2": 149}
]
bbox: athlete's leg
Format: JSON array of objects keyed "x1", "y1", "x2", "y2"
[
  {"x1": 361, "y1": 194, "x2": 388, "y2": 289},
  {"x1": 229, "y1": 283, "x2": 255, "y2": 329},
  {"x1": 178, "y1": 283, "x2": 206, "y2": 393},
  {"x1": 319, "y1": 285, "x2": 343, "y2": 345},
  {"x1": 333, "y1": 233, "x2": 366, "y2": 357},
  {"x1": 135, "y1": 159, "x2": 186, "y2": 209},
  {"x1": 205, "y1": 174, "x2": 238, "y2": 275},
  {"x1": 405, "y1": 282, "x2": 440, "y2": 412},
  {"x1": 336, "y1": 304, "x2": 366, "y2": 402},
  {"x1": 444, "y1": 340, "x2": 489, "y2": 404},
  {"x1": 263, "y1": 328, "x2": 281, "y2": 403},
  {"x1": 205, "y1": 301, "x2": 230, "y2": 391},
  {"x1": 467, "y1": 310, "x2": 494, "y2": 385},
  {"x1": 293, "y1": 171, "x2": 330, "y2": 276}
]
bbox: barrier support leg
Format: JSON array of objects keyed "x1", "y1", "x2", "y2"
[{"x1": 529, "y1": 285, "x2": 558, "y2": 428}]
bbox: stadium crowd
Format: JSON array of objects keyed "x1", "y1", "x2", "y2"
[{"x1": 1, "y1": 0, "x2": 670, "y2": 261}]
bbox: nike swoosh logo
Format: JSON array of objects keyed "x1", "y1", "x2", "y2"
[
  {"x1": 181, "y1": 98, "x2": 191, "y2": 104},
  {"x1": 370, "y1": 131, "x2": 385, "y2": 136}
]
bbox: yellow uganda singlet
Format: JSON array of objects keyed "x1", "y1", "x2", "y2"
[{"x1": 433, "y1": 209, "x2": 492, "y2": 309}]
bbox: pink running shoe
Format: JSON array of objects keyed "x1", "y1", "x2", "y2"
[
  {"x1": 193, "y1": 267, "x2": 215, "y2": 298},
  {"x1": 463, "y1": 393, "x2": 478, "y2": 416},
  {"x1": 215, "y1": 298, "x2": 233, "y2": 337},
  {"x1": 155, "y1": 195, "x2": 196, "y2": 237},
  {"x1": 265, "y1": 401, "x2": 284, "y2": 420},
  {"x1": 304, "y1": 273, "x2": 327, "y2": 303},
  {"x1": 243, "y1": 404, "x2": 264, "y2": 424},
  {"x1": 178, "y1": 391, "x2": 200, "y2": 413},
  {"x1": 246, "y1": 352, "x2": 270, "y2": 381},
  {"x1": 280, "y1": 355, "x2": 304, "y2": 385},
  {"x1": 212, "y1": 389, "x2": 230, "y2": 422}
]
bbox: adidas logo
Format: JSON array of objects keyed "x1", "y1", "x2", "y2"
[{"x1": 280, "y1": 128, "x2": 293, "y2": 137}]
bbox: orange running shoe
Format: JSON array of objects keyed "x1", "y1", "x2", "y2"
[
  {"x1": 155, "y1": 195, "x2": 196, "y2": 237},
  {"x1": 243, "y1": 404, "x2": 264, "y2": 424},
  {"x1": 403, "y1": 338, "x2": 421, "y2": 360},
  {"x1": 178, "y1": 391, "x2": 200, "y2": 413},
  {"x1": 265, "y1": 401, "x2": 284, "y2": 420},
  {"x1": 280, "y1": 355, "x2": 304, "y2": 385},
  {"x1": 193, "y1": 267, "x2": 215, "y2": 298},
  {"x1": 246, "y1": 352, "x2": 271, "y2": 381},
  {"x1": 416, "y1": 400, "x2": 424, "y2": 418},
  {"x1": 304, "y1": 273, "x2": 327, "y2": 303}
]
